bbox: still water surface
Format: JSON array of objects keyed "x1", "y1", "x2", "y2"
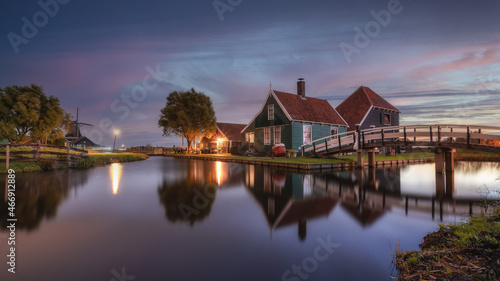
[{"x1": 0, "y1": 157, "x2": 499, "y2": 281}]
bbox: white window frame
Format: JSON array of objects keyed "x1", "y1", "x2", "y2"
[
  {"x1": 274, "y1": 126, "x2": 281, "y2": 144},
  {"x1": 303, "y1": 124, "x2": 312, "y2": 144},
  {"x1": 268, "y1": 104, "x2": 274, "y2": 120},
  {"x1": 264, "y1": 127, "x2": 271, "y2": 145},
  {"x1": 330, "y1": 126, "x2": 338, "y2": 140}
]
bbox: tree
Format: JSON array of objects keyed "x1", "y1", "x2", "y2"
[
  {"x1": 0, "y1": 84, "x2": 67, "y2": 144},
  {"x1": 158, "y1": 88, "x2": 217, "y2": 150}
]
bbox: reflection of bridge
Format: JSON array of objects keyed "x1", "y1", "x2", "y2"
[
  {"x1": 300, "y1": 124, "x2": 500, "y2": 172},
  {"x1": 243, "y1": 164, "x2": 496, "y2": 241}
]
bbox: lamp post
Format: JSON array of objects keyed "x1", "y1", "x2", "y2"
[{"x1": 113, "y1": 129, "x2": 119, "y2": 152}]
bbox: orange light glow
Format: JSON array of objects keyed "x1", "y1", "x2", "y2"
[
  {"x1": 216, "y1": 161, "x2": 222, "y2": 186},
  {"x1": 110, "y1": 163, "x2": 123, "y2": 195}
]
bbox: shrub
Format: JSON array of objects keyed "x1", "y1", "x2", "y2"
[
  {"x1": 238, "y1": 143, "x2": 249, "y2": 156},
  {"x1": 230, "y1": 146, "x2": 240, "y2": 155},
  {"x1": 39, "y1": 158, "x2": 59, "y2": 171}
]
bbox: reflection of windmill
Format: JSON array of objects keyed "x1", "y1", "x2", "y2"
[{"x1": 66, "y1": 108, "x2": 94, "y2": 140}]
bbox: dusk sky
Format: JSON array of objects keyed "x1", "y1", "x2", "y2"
[{"x1": 1, "y1": 0, "x2": 499, "y2": 147}]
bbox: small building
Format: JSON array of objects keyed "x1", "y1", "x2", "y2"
[
  {"x1": 70, "y1": 136, "x2": 99, "y2": 149},
  {"x1": 241, "y1": 79, "x2": 348, "y2": 153},
  {"x1": 336, "y1": 86, "x2": 400, "y2": 130},
  {"x1": 65, "y1": 123, "x2": 100, "y2": 148},
  {"x1": 200, "y1": 122, "x2": 246, "y2": 153}
]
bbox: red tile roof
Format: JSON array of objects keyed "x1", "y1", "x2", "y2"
[
  {"x1": 335, "y1": 86, "x2": 399, "y2": 129},
  {"x1": 273, "y1": 91, "x2": 347, "y2": 126},
  {"x1": 216, "y1": 122, "x2": 246, "y2": 141}
]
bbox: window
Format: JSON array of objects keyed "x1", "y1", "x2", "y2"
[
  {"x1": 249, "y1": 133, "x2": 254, "y2": 143},
  {"x1": 268, "y1": 104, "x2": 274, "y2": 120},
  {"x1": 303, "y1": 124, "x2": 312, "y2": 144},
  {"x1": 245, "y1": 133, "x2": 249, "y2": 142},
  {"x1": 264, "y1": 127, "x2": 271, "y2": 145},
  {"x1": 330, "y1": 126, "x2": 338, "y2": 140},
  {"x1": 384, "y1": 114, "x2": 391, "y2": 125},
  {"x1": 274, "y1": 126, "x2": 281, "y2": 144}
]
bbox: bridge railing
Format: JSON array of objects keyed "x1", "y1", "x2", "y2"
[
  {"x1": 300, "y1": 124, "x2": 500, "y2": 156},
  {"x1": 300, "y1": 131, "x2": 357, "y2": 155}
]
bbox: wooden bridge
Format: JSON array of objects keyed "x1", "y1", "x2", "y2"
[{"x1": 299, "y1": 124, "x2": 500, "y2": 172}]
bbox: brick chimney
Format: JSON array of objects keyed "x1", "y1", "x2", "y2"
[{"x1": 297, "y1": 78, "x2": 305, "y2": 98}]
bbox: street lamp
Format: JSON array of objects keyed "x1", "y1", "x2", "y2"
[{"x1": 113, "y1": 129, "x2": 119, "y2": 152}]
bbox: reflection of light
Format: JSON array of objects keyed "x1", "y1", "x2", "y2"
[
  {"x1": 216, "y1": 161, "x2": 222, "y2": 186},
  {"x1": 110, "y1": 163, "x2": 123, "y2": 195}
]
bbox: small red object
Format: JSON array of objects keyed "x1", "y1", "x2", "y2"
[{"x1": 272, "y1": 143, "x2": 286, "y2": 157}]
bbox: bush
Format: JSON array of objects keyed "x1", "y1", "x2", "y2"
[
  {"x1": 39, "y1": 158, "x2": 59, "y2": 171},
  {"x1": 51, "y1": 137, "x2": 67, "y2": 147},
  {"x1": 230, "y1": 146, "x2": 240, "y2": 155},
  {"x1": 238, "y1": 143, "x2": 249, "y2": 156}
]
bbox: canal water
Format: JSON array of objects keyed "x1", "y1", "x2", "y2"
[{"x1": 0, "y1": 157, "x2": 499, "y2": 281}]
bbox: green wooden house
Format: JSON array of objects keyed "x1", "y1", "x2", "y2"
[{"x1": 241, "y1": 79, "x2": 347, "y2": 153}]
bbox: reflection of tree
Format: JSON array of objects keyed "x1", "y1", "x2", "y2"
[
  {"x1": 0, "y1": 170, "x2": 89, "y2": 231},
  {"x1": 158, "y1": 160, "x2": 218, "y2": 226},
  {"x1": 457, "y1": 162, "x2": 500, "y2": 174},
  {"x1": 158, "y1": 180, "x2": 217, "y2": 226}
]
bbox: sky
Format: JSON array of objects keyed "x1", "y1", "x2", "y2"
[{"x1": 1, "y1": 0, "x2": 499, "y2": 147}]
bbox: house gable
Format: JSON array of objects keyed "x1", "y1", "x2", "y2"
[{"x1": 336, "y1": 86, "x2": 400, "y2": 130}]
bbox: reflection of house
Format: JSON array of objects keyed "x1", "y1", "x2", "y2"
[
  {"x1": 200, "y1": 122, "x2": 246, "y2": 153},
  {"x1": 336, "y1": 86, "x2": 400, "y2": 130},
  {"x1": 241, "y1": 79, "x2": 347, "y2": 152},
  {"x1": 244, "y1": 165, "x2": 338, "y2": 240}
]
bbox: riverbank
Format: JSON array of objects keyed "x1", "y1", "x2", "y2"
[
  {"x1": 164, "y1": 152, "x2": 435, "y2": 171},
  {"x1": 0, "y1": 152, "x2": 148, "y2": 173},
  {"x1": 395, "y1": 206, "x2": 500, "y2": 280}
]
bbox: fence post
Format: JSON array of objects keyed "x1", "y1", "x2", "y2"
[
  {"x1": 36, "y1": 141, "x2": 41, "y2": 161},
  {"x1": 467, "y1": 126, "x2": 471, "y2": 147},
  {"x1": 6, "y1": 145, "x2": 9, "y2": 170},
  {"x1": 324, "y1": 139, "x2": 328, "y2": 153},
  {"x1": 381, "y1": 129, "x2": 385, "y2": 146},
  {"x1": 437, "y1": 126, "x2": 442, "y2": 144},
  {"x1": 67, "y1": 145, "x2": 71, "y2": 166},
  {"x1": 429, "y1": 126, "x2": 433, "y2": 143},
  {"x1": 403, "y1": 127, "x2": 407, "y2": 145},
  {"x1": 413, "y1": 128, "x2": 416, "y2": 142},
  {"x1": 356, "y1": 125, "x2": 361, "y2": 149},
  {"x1": 450, "y1": 128, "x2": 453, "y2": 143}
]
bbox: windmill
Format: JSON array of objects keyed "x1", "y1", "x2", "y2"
[{"x1": 68, "y1": 108, "x2": 94, "y2": 139}]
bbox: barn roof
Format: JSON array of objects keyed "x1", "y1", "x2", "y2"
[
  {"x1": 273, "y1": 90, "x2": 347, "y2": 125},
  {"x1": 335, "y1": 86, "x2": 400, "y2": 129}
]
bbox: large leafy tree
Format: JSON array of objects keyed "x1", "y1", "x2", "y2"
[
  {"x1": 158, "y1": 88, "x2": 217, "y2": 150},
  {"x1": 0, "y1": 84, "x2": 68, "y2": 144}
]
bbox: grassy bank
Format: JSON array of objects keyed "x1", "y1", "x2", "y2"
[
  {"x1": 337, "y1": 152, "x2": 435, "y2": 162},
  {"x1": 165, "y1": 152, "x2": 434, "y2": 164},
  {"x1": 74, "y1": 153, "x2": 148, "y2": 169},
  {"x1": 395, "y1": 207, "x2": 500, "y2": 280},
  {"x1": 457, "y1": 149, "x2": 500, "y2": 161},
  {"x1": 0, "y1": 152, "x2": 148, "y2": 173}
]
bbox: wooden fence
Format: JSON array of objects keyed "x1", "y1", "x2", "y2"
[{"x1": 1, "y1": 143, "x2": 88, "y2": 169}]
